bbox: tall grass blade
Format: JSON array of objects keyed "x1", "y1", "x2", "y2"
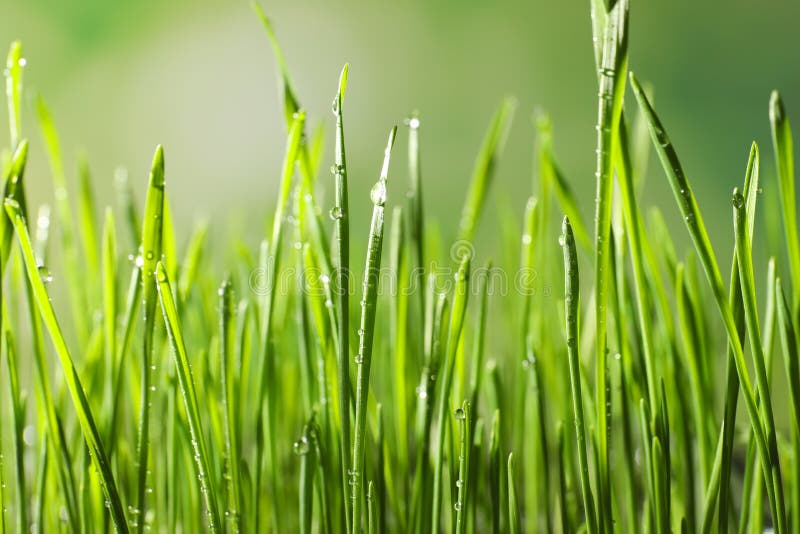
[
  {"x1": 351, "y1": 126, "x2": 397, "y2": 533},
  {"x1": 5, "y1": 198, "x2": 128, "y2": 532},
  {"x1": 155, "y1": 262, "x2": 222, "y2": 531},
  {"x1": 560, "y1": 216, "x2": 597, "y2": 533}
]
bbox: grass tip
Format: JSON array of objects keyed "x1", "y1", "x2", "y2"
[
  {"x1": 770, "y1": 90, "x2": 785, "y2": 122},
  {"x1": 338, "y1": 63, "x2": 349, "y2": 101}
]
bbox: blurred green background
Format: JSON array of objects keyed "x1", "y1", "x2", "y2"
[{"x1": 3, "y1": 0, "x2": 800, "y2": 259}]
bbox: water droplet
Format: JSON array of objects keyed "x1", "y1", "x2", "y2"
[
  {"x1": 293, "y1": 437, "x2": 310, "y2": 456},
  {"x1": 454, "y1": 501, "x2": 462, "y2": 512},
  {"x1": 18, "y1": 58, "x2": 26, "y2": 67},
  {"x1": 558, "y1": 235, "x2": 566, "y2": 247},
  {"x1": 454, "y1": 408, "x2": 466, "y2": 420},
  {"x1": 145, "y1": 251, "x2": 154, "y2": 260},
  {"x1": 522, "y1": 234, "x2": 532, "y2": 245},
  {"x1": 416, "y1": 386, "x2": 428, "y2": 400},
  {"x1": 407, "y1": 117, "x2": 420, "y2": 129},
  {"x1": 456, "y1": 479, "x2": 463, "y2": 488},
  {"x1": 370, "y1": 179, "x2": 387, "y2": 206},
  {"x1": 732, "y1": 192, "x2": 745, "y2": 209},
  {"x1": 329, "y1": 206, "x2": 343, "y2": 220},
  {"x1": 135, "y1": 255, "x2": 145, "y2": 268},
  {"x1": 37, "y1": 265, "x2": 53, "y2": 283},
  {"x1": 355, "y1": 354, "x2": 364, "y2": 364}
]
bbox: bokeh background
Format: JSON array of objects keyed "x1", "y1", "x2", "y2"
[{"x1": 4, "y1": 0, "x2": 800, "y2": 261}]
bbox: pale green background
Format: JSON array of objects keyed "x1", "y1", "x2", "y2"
[{"x1": 4, "y1": 0, "x2": 800, "y2": 258}]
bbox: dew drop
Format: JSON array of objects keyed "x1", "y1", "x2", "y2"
[
  {"x1": 732, "y1": 192, "x2": 745, "y2": 209},
  {"x1": 37, "y1": 265, "x2": 53, "y2": 283},
  {"x1": 370, "y1": 179, "x2": 387, "y2": 206},
  {"x1": 558, "y1": 235, "x2": 566, "y2": 247},
  {"x1": 329, "y1": 206, "x2": 343, "y2": 220},
  {"x1": 293, "y1": 437, "x2": 310, "y2": 456},
  {"x1": 145, "y1": 251, "x2": 154, "y2": 261},
  {"x1": 454, "y1": 501, "x2": 462, "y2": 511},
  {"x1": 454, "y1": 408, "x2": 466, "y2": 421}
]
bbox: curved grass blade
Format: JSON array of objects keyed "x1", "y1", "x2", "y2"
[
  {"x1": 1, "y1": 141, "x2": 28, "y2": 269},
  {"x1": 134, "y1": 145, "x2": 165, "y2": 531},
  {"x1": 5, "y1": 198, "x2": 128, "y2": 532},
  {"x1": 715, "y1": 143, "x2": 761, "y2": 533},
  {"x1": 155, "y1": 262, "x2": 222, "y2": 531},
  {"x1": 457, "y1": 97, "x2": 516, "y2": 242},
  {"x1": 630, "y1": 74, "x2": 784, "y2": 533},
  {"x1": 351, "y1": 126, "x2": 397, "y2": 534},
  {"x1": 35, "y1": 96, "x2": 88, "y2": 343},
  {"x1": 733, "y1": 183, "x2": 787, "y2": 533}
]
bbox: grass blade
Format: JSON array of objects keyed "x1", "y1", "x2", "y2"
[
  {"x1": 5, "y1": 198, "x2": 128, "y2": 532},
  {"x1": 770, "y1": 91, "x2": 800, "y2": 307},
  {"x1": 134, "y1": 146, "x2": 165, "y2": 531},
  {"x1": 507, "y1": 453, "x2": 520, "y2": 534},
  {"x1": 457, "y1": 97, "x2": 516, "y2": 243},
  {"x1": 560, "y1": 216, "x2": 597, "y2": 533},
  {"x1": 219, "y1": 278, "x2": 242, "y2": 532},
  {"x1": 156, "y1": 262, "x2": 222, "y2": 531},
  {"x1": 630, "y1": 73, "x2": 786, "y2": 533},
  {"x1": 351, "y1": 127, "x2": 397, "y2": 533},
  {"x1": 592, "y1": 4, "x2": 629, "y2": 528},
  {"x1": 430, "y1": 254, "x2": 471, "y2": 531},
  {"x1": 332, "y1": 64, "x2": 353, "y2": 531}
]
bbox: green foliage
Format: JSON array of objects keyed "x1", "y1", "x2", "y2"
[{"x1": 3, "y1": 3, "x2": 800, "y2": 533}]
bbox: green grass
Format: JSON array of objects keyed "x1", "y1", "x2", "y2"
[{"x1": 3, "y1": 2, "x2": 800, "y2": 532}]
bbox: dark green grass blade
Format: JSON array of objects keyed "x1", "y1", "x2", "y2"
[
  {"x1": 332, "y1": 64, "x2": 353, "y2": 532},
  {"x1": 351, "y1": 127, "x2": 397, "y2": 534},
  {"x1": 560, "y1": 216, "x2": 597, "y2": 534},
  {"x1": 156, "y1": 262, "x2": 222, "y2": 531},
  {"x1": 430, "y1": 254, "x2": 471, "y2": 532},
  {"x1": 592, "y1": 3, "x2": 629, "y2": 528},
  {"x1": 630, "y1": 74, "x2": 785, "y2": 533},
  {"x1": 770, "y1": 91, "x2": 800, "y2": 307},
  {"x1": 457, "y1": 97, "x2": 516, "y2": 242},
  {"x1": 5, "y1": 198, "x2": 128, "y2": 532}
]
